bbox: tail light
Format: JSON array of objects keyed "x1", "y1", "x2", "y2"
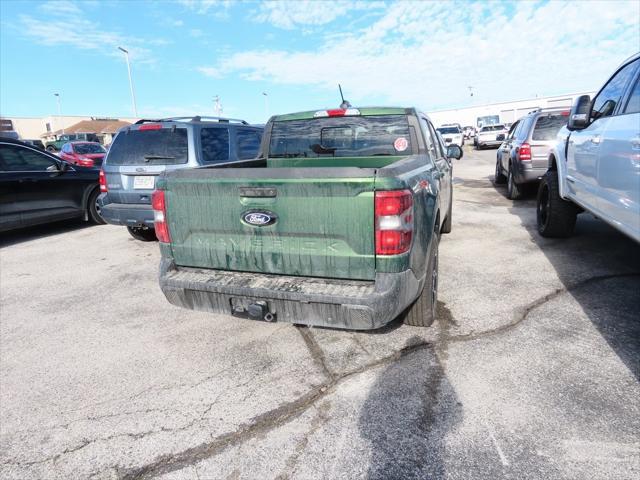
[
  {"x1": 139, "y1": 124, "x2": 162, "y2": 131},
  {"x1": 518, "y1": 143, "x2": 532, "y2": 161},
  {"x1": 375, "y1": 190, "x2": 413, "y2": 255},
  {"x1": 78, "y1": 157, "x2": 94, "y2": 167},
  {"x1": 99, "y1": 168, "x2": 107, "y2": 192},
  {"x1": 152, "y1": 190, "x2": 171, "y2": 243},
  {"x1": 313, "y1": 108, "x2": 360, "y2": 118}
]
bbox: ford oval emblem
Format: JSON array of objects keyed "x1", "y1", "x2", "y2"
[{"x1": 242, "y1": 210, "x2": 277, "y2": 227}]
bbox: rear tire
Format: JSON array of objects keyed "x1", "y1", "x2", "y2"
[
  {"x1": 507, "y1": 166, "x2": 522, "y2": 200},
  {"x1": 536, "y1": 171, "x2": 578, "y2": 238},
  {"x1": 127, "y1": 226, "x2": 157, "y2": 242},
  {"x1": 87, "y1": 188, "x2": 106, "y2": 225},
  {"x1": 402, "y1": 228, "x2": 439, "y2": 327},
  {"x1": 494, "y1": 158, "x2": 507, "y2": 184}
]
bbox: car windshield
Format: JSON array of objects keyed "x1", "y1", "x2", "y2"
[
  {"x1": 437, "y1": 127, "x2": 460, "y2": 134},
  {"x1": 269, "y1": 115, "x2": 413, "y2": 158},
  {"x1": 106, "y1": 127, "x2": 189, "y2": 165},
  {"x1": 481, "y1": 125, "x2": 505, "y2": 132},
  {"x1": 74, "y1": 143, "x2": 105, "y2": 154},
  {"x1": 532, "y1": 114, "x2": 568, "y2": 140}
]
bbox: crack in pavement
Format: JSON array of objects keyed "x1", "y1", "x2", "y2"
[{"x1": 295, "y1": 326, "x2": 335, "y2": 381}]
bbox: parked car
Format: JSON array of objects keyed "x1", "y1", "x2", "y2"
[
  {"x1": 495, "y1": 108, "x2": 569, "y2": 199},
  {"x1": 155, "y1": 106, "x2": 463, "y2": 330},
  {"x1": 0, "y1": 137, "x2": 105, "y2": 232},
  {"x1": 537, "y1": 53, "x2": 639, "y2": 242},
  {"x1": 463, "y1": 126, "x2": 475, "y2": 139},
  {"x1": 475, "y1": 124, "x2": 507, "y2": 149},
  {"x1": 437, "y1": 125, "x2": 464, "y2": 146},
  {"x1": 99, "y1": 116, "x2": 264, "y2": 241},
  {"x1": 45, "y1": 133, "x2": 99, "y2": 153},
  {"x1": 21, "y1": 139, "x2": 46, "y2": 150},
  {"x1": 58, "y1": 141, "x2": 106, "y2": 168}
]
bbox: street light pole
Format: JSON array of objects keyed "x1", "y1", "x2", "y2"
[
  {"x1": 118, "y1": 46, "x2": 138, "y2": 117},
  {"x1": 54, "y1": 93, "x2": 64, "y2": 134},
  {"x1": 262, "y1": 92, "x2": 269, "y2": 119}
]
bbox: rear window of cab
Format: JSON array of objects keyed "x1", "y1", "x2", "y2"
[{"x1": 269, "y1": 115, "x2": 413, "y2": 158}]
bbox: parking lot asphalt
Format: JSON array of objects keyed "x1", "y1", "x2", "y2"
[{"x1": 1, "y1": 146, "x2": 639, "y2": 480}]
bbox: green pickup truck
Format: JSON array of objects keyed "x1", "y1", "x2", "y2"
[
  {"x1": 155, "y1": 107, "x2": 462, "y2": 330},
  {"x1": 45, "y1": 133, "x2": 99, "y2": 152}
]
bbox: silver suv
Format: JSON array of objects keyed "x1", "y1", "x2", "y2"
[
  {"x1": 537, "y1": 53, "x2": 640, "y2": 242},
  {"x1": 495, "y1": 108, "x2": 569, "y2": 199},
  {"x1": 99, "y1": 116, "x2": 263, "y2": 241}
]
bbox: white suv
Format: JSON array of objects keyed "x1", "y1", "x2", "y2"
[{"x1": 537, "y1": 53, "x2": 640, "y2": 242}]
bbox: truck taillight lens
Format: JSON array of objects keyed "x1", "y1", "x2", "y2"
[
  {"x1": 99, "y1": 168, "x2": 107, "y2": 192},
  {"x1": 518, "y1": 143, "x2": 532, "y2": 161},
  {"x1": 375, "y1": 190, "x2": 413, "y2": 255},
  {"x1": 152, "y1": 190, "x2": 170, "y2": 243}
]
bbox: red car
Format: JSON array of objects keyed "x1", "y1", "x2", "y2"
[{"x1": 58, "y1": 141, "x2": 106, "y2": 167}]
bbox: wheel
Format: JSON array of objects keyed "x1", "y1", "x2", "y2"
[
  {"x1": 536, "y1": 171, "x2": 578, "y2": 238},
  {"x1": 127, "y1": 226, "x2": 157, "y2": 242},
  {"x1": 507, "y1": 165, "x2": 523, "y2": 200},
  {"x1": 87, "y1": 188, "x2": 106, "y2": 224},
  {"x1": 441, "y1": 189, "x2": 452, "y2": 234},
  {"x1": 402, "y1": 228, "x2": 439, "y2": 327},
  {"x1": 494, "y1": 158, "x2": 507, "y2": 184}
]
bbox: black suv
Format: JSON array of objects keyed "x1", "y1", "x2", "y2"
[{"x1": 99, "y1": 116, "x2": 264, "y2": 241}]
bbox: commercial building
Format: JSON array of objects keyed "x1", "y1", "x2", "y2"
[{"x1": 428, "y1": 91, "x2": 596, "y2": 128}]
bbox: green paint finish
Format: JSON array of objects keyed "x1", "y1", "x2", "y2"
[
  {"x1": 166, "y1": 176, "x2": 377, "y2": 280},
  {"x1": 266, "y1": 156, "x2": 403, "y2": 169},
  {"x1": 273, "y1": 107, "x2": 408, "y2": 122}
]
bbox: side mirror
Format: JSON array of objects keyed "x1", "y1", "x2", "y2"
[
  {"x1": 447, "y1": 144, "x2": 463, "y2": 160},
  {"x1": 47, "y1": 161, "x2": 68, "y2": 175},
  {"x1": 567, "y1": 95, "x2": 591, "y2": 131}
]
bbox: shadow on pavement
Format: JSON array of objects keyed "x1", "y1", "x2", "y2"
[
  {"x1": 0, "y1": 220, "x2": 94, "y2": 248},
  {"x1": 358, "y1": 336, "x2": 462, "y2": 479},
  {"x1": 492, "y1": 175, "x2": 640, "y2": 380}
]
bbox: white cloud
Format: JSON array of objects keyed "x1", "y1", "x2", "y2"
[
  {"x1": 253, "y1": 0, "x2": 385, "y2": 29},
  {"x1": 178, "y1": 0, "x2": 233, "y2": 16},
  {"x1": 197, "y1": 66, "x2": 222, "y2": 78},
  {"x1": 18, "y1": 2, "x2": 167, "y2": 65},
  {"x1": 189, "y1": 28, "x2": 204, "y2": 37},
  {"x1": 198, "y1": 1, "x2": 640, "y2": 110}
]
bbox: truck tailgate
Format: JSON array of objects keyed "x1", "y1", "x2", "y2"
[{"x1": 164, "y1": 167, "x2": 376, "y2": 280}]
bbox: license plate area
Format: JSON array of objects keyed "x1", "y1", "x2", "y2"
[
  {"x1": 230, "y1": 297, "x2": 276, "y2": 322},
  {"x1": 133, "y1": 175, "x2": 155, "y2": 189}
]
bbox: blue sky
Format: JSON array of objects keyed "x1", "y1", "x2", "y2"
[{"x1": 1, "y1": 0, "x2": 639, "y2": 124}]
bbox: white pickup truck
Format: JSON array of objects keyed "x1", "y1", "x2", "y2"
[{"x1": 536, "y1": 52, "x2": 639, "y2": 242}]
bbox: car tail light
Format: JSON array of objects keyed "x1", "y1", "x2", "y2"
[
  {"x1": 78, "y1": 157, "x2": 94, "y2": 167},
  {"x1": 139, "y1": 124, "x2": 162, "y2": 131},
  {"x1": 99, "y1": 168, "x2": 107, "y2": 192},
  {"x1": 518, "y1": 143, "x2": 532, "y2": 161},
  {"x1": 152, "y1": 190, "x2": 170, "y2": 243},
  {"x1": 375, "y1": 190, "x2": 413, "y2": 255},
  {"x1": 561, "y1": 110, "x2": 570, "y2": 116}
]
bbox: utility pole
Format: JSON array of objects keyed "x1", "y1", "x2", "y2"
[
  {"x1": 262, "y1": 92, "x2": 269, "y2": 119},
  {"x1": 54, "y1": 93, "x2": 64, "y2": 134},
  {"x1": 118, "y1": 46, "x2": 138, "y2": 117},
  {"x1": 213, "y1": 96, "x2": 222, "y2": 116}
]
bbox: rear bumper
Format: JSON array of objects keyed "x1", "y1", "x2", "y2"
[
  {"x1": 98, "y1": 194, "x2": 154, "y2": 227},
  {"x1": 477, "y1": 139, "x2": 502, "y2": 147},
  {"x1": 513, "y1": 165, "x2": 546, "y2": 184},
  {"x1": 159, "y1": 259, "x2": 422, "y2": 330}
]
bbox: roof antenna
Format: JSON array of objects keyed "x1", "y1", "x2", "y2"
[{"x1": 338, "y1": 84, "x2": 351, "y2": 109}]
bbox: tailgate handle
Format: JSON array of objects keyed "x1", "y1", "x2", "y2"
[{"x1": 239, "y1": 187, "x2": 277, "y2": 198}]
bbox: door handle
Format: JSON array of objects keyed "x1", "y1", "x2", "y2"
[{"x1": 590, "y1": 135, "x2": 601, "y2": 145}]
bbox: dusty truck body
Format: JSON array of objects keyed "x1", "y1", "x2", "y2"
[{"x1": 155, "y1": 107, "x2": 460, "y2": 330}]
